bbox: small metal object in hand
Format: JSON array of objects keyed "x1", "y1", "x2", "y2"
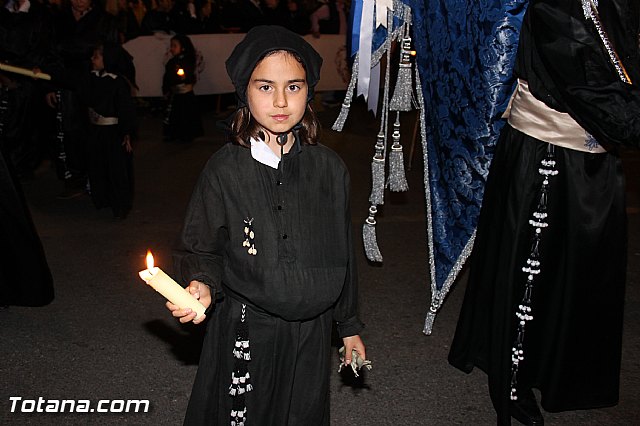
[{"x1": 338, "y1": 346, "x2": 372, "y2": 377}]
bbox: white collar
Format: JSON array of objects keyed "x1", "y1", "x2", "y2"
[
  {"x1": 250, "y1": 137, "x2": 280, "y2": 169},
  {"x1": 91, "y1": 70, "x2": 118, "y2": 79}
]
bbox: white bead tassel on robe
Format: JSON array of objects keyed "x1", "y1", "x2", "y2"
[
  {"x1": 509, "y1": 144, "x2": 558, "y2": 401},
  {"x1": 230, "y1": 303, "x2": 252, "y2": 426}
]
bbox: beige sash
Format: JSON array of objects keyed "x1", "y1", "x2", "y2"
[
  {"x1": 503, "y1": 79, "x2": 605, "y2": 153},
  {"x1": 171, "y1": 83, "x2": 194, "y2": 94},
  {"x1": 88, "y1": 108, "x2": 118, "y2": 126}
]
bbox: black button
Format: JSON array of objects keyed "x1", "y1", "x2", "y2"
[{"x1": 282, "y1": 234, "x2": 288, "y2": 239}]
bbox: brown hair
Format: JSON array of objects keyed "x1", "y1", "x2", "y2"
[{"x1": 229, "y1": 104, "x2": 320, "y2": 147}]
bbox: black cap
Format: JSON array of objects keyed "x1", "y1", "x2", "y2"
[{"x1": 226, "y1": 25, "x2": 323, "y2": 107}]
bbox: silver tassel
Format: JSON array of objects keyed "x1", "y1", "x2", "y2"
[
  {"x1": 389, "y1": 33, "x2": 415, "y2": 111},
  {"x1": 332, "y1": 55, "x2": 359, "y2": 131},
  {"x1": 387, "y1": 111, "x2": 409, "y2": 192},
  {"x1": 369, "y1": 133, "x2": 386, "y2": 205},
  {"x1": 422, "y1": 296, "x2": 441, "y2": 335},
  {"x1": 363, "y1": 205, "x2": 383, "y2": 262}
]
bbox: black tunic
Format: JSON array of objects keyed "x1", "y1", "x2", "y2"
[
  {"x1": 174, "y1": 140, "x2": 363, "y2": 425},
  {"x1": 448, "y1": 0, "x2": 640, "y2": 422}
]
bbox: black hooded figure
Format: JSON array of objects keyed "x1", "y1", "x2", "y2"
[
  {"x1": 169, "y1": 25, "x2": 366, "y2": 426},
  {"x1": 448, "y1": 1, "x2": 640, "y2": 425}
]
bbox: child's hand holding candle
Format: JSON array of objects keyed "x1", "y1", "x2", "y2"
[
  {"x1": 139, "y1": 251, "x2": 208, "y2": 321},
  {"x1": 166, "y1": 280, "x2": 211, "y2": 325}
]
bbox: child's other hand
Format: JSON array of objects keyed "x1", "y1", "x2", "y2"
[
  {"x1": 45, "y1": 92, "x2": 57, "y2": 108},
  {"x1": 341, "y1": 334, "x2": 366, "y2": 365},
  {"x1": 166, "y1": 280, "x2": 212, "y2": 325},
  {"x1": 122, "y1": 135, "x2": 132, "y2": 153}
]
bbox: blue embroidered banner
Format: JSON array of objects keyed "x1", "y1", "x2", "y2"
[
  {"x1": 341, "y1": 0, "x2": 529, "y2": 334},
  {"x1": 408, "y1": 0, "x2": 529, "y2": 333}
]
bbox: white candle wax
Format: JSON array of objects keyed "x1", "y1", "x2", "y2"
[
  {"x1": 0, "y1": 63, "x2": 51, "y2": 80},
  {"x1": 139, "y1": 267, "x2": 206, "y2": 319}
]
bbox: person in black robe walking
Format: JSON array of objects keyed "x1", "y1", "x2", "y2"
[
  {"x1": 162, "y1": 33, "x2": 203, "y2": 143},
  {"x1": 46, "y1": 0, "x2": 119, "y2": 199},
  {"x1": 448, "y1": 1, "x2": 640, "y2": 425},
  {"x1": 167, "y1": 25, "x2": 366, "y2": 426}
]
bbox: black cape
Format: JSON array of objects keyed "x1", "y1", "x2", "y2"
[
  {"x1": 0, "y1": 150, "x2": 53, "y2": 306},
  {"x1": 449, "y1": 0, "x2": 640, "y2": 422}
]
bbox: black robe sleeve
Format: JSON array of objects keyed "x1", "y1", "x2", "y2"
[
  {"x1": 332, "y1": 167, "x2": 364, "y2": 338},
  {"x1": 518, "y1": 0, "x2": 640, "y2": 148},
  {"x1": 173, "y1": 162, "x2": 226, "y2": 300}
]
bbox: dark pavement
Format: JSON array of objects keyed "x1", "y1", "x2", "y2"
[{"x1": 1, "y1": 98, "x2": 639, "y2": 425}]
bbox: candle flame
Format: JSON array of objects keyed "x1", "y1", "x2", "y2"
[
  {"x1": 146, "y1": 250, "x2": 155, "y2": 270},
  {"x1": 177, "y1": 68, "x2": 185, "y2": 76}
]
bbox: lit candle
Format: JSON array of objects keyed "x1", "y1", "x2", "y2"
[
  {"x1": 176, "y1": 68, "x2": 185, "y2": 77},
  {"x1": 138, "y1": 250, "x2": 206, "y2": 319}
]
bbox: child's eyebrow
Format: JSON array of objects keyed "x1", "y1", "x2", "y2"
[{"x1": 252, "y1": 78, "x2": 307, "y2": 84}]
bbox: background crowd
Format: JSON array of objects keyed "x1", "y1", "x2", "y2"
[{"x1": 0, "y1": 0, "x2": 348, "y2": 214}]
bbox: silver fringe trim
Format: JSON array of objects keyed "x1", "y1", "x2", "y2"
[
  {"x1": 368, "y1": 46, "x2": 392, "y2": 206},
  {"x1": 509, "y1": 144, "x2": 558, "y2": 401},
  {"x1": 583, "y1": 0, "x2": 632, "y2": 84},
  {"x1": 387, "y1": 111, "x2": 409, "y2": 192},
  {"x1": 370, "y1": 152, "x2": 386, "y2": 204},
  {"x1": 332, "y1": 0, "x2": 412, "y2": 131},
  {"x1": 417, "y1": 62, "x2": 476, "y2": 336},
  {"x1": 332, "y1": 55, "x2": 359, "y2": 131},
  {"x1": 363, "y1": 205, "x2": 383, "y2": 262},
  {"x1": 423, "y1": 232, "x2": 475, "y2": 335},
  {"x1": 389, "y1": 21, "x2": 415, "y2": 112}
]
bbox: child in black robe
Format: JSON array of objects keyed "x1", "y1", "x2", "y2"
[
  {"x1": 45, "y1": 42, "x2": 137, "y2": 219},
  {"x1": 167, "y1": 25, "x2": 366, "y2": 426},
  {"x1": 85, "y1": 43, "x2": 137, "y2": 219},
  {"x1": 162, "y1": 33, "x2": 203, "y2": 143}
]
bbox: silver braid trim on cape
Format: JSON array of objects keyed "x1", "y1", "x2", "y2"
[{"x1": 582, "y1": 0, "x2": 632, "y2": 84}]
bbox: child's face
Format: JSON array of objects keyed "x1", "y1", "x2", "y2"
[
  {"x1": 91, "y1": 48, "x2": 104, "y2": 71},
  {"x1": 71, "y1": 0, "x2": 91, "y2": 14},
  {"x1": 170, "y1": 39, "x2": 183, "y2": 57},
  {"x1": 247, "y1": 51, "x2": 308, "y2": 140}
]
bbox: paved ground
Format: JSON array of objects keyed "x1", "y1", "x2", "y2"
[{"x1": 1, "y1": 98, "x2": 638, "y2": 425}]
